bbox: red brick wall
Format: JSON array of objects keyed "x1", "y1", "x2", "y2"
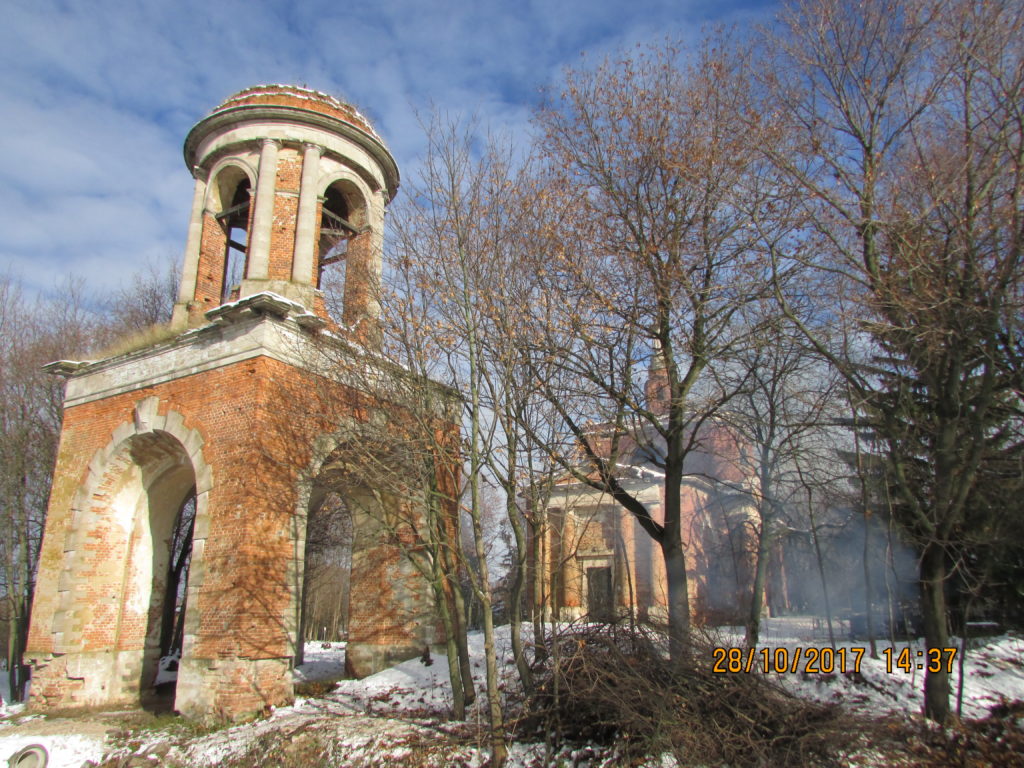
[
  {"x1": 29, "y1": 345, "x2": 449, "y2": 716},
  {"x1": 193, "y1": 212, "x2": 228, "y2": 318},
  {"x1": 268, "y1": 149, "x2": 302, "y2": 282}
]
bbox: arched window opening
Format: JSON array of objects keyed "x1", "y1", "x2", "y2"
[
  {"x1": 160, "y1": 489, "x2": 197, "y2": 661},
  {"x1": 216, "y1": 177, "x2": 251, "y2": 302},
  {"x1": 318, "y1": 182, "x2": 370, "y2": 302},
  {"x1": 317, "y1": 185, "x2": 354, "y2": 291},
  {"x1": 296, "y1": 492, "x2": 354, "y2": 667}
]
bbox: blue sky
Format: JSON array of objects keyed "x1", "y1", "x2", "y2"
[{"x1": 0, "y1": 0, "x2": 777, "y2": 299}]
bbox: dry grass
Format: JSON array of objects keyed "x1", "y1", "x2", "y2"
[
  {"x1": 294, "y1": 679, "x2": 341, "y2": 698},
  {"x1": 89, "y1": 323, "x2": 179, "y2": 360}
]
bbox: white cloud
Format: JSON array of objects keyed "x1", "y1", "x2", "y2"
[{"x1": 0, "y1": 0, "x2": 779, "y2": 297}]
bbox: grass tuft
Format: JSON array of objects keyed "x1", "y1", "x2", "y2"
[{"x1": 91, "y1": 323, "x2": 179, "y2": 360}]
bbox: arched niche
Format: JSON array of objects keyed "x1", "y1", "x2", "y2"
[
  {"x1": 291, "y1": 434, "x2": 435, "y2": 679},
  {"x1": 292, "y1": 470, "x2": 392, "y2": 675},
  {"x1": 293, "y1": 483, "x2": 361, "y2": 668}
]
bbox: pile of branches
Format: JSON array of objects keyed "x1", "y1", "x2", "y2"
[{"x1": 521, "y1": 621, "x2": 853, "y2": 767}]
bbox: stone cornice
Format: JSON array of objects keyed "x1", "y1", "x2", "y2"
[{"x1": 184, "y1": 105, "x2": 400, "y2": 201}]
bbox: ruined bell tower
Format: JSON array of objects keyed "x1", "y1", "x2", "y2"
[{"x1": 26, "y1": 86, "x2": 440, "y2": 721}]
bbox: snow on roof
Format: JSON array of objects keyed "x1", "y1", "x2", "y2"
[{"x1": 213, "y1": 84, "x2": 386, "y2": 146}]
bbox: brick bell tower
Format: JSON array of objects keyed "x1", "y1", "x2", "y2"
[{"x1": 26, "y1": 86, "x2": 440, "y2": 721}]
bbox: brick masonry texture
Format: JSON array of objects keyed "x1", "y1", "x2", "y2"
[
  {"x1": 28, "y1": 85, "x2": 438, "y2": 722},
  {"x1": 28, "y1": 342, "x2": 441, "y2": 719}
]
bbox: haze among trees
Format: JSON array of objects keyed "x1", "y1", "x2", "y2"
[
  {"x1": 2, "y1": 2, "x2": 1021, "y2": 763},
  {"x1": 327, "y1": 0, "x2": 1022, "y2": 736}
]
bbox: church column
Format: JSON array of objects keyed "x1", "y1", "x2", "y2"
[
  {"x1": 171, "y1": 171, "x2": 208, "y2": 329},
  {"x1": 291, "y1": 143, "x2": 322, "y2": 285},
  {"x1": 246, "y1": 138, "x2": 280, "y2": 280}
]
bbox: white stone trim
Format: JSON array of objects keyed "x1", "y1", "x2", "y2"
[
  {"x1": 317, "y1": 167, "x2": 374, "y2": 211},
  {"x1": 204, "y1": 157, "x2": 258, "y2": 211},
  {"x1": 62, "y1": 316, "x2": 309, "y2": 407},
  {"x1": 246, "y1": 139, "x2": 281, "y2": 280},
  {"x1": 194, "y1": 122, "x2": 387, "y2": 194}
]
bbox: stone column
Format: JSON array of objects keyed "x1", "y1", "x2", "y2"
[
  {"x1": 291, "y1": 143, "x2": 322, "y2": 285},
  {"x1": 170, "y1": 171, "x2": 208, "y2": 329},
  {"x1": 246, "y1": 139, "x2": 280, "y2": 281}
]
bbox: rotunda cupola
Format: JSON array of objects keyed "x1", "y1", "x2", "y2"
[{"x1": 170, "y1": 85, "x2": 399, "y2": 346}]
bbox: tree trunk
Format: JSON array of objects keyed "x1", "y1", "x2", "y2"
[
  {"x1": 6, "y1": 598, "x2": 27, "y2": 703},
  {"x1": 745, "y1": 512, "x2": 771, "y2": 647},
  {"x1": 662, "y1": 429, "x2": 691, "y2": 663},
  {"x1": 531, "y1": 512, "x2": 549, "y2": 666},
  {"x1": 505, "y1": 496, "x2": 532, "y2": 694},
  {"x1": 862, "y1": 507, "x2": 877, "y2": 658},
  {"x1": 920, "y1": 542, "x2": 951, "y2": 723},
  {"x1": 805, "y1": 486, "x2": 836, "y2": 650},
  {"x1": 662, "y1": 536, "x2": 691, "y2": 663},
  {"x1": 295, "y1": 546, "x2": 312, "y2": 667},
  {"x1": 433, "y1": 576, "x2": 465, "y2": 719},
  {"x1": 449, "y1": 569, "x2": 476, "y2": 707}
]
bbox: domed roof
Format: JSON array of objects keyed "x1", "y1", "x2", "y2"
[
  {"x1": 211, "y1": 84, "x2": 383, "y2": 143},
  {"x1": 184, "y1": 83, "x2": 399, "y2": 200}
]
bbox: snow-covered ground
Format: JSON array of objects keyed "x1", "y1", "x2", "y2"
[
  {"x1": 293, "y1": 641, "x2": 349, "y2": 684},
  {"x1": 1, "y1": 620, "x2": 1022, "y2": 767},
  {"x1": 708, "y1": 618, "x2": 1024, "y2": 720},
  {"x1": 0, "y1": 709, "x2": 109, "y2": 768}
]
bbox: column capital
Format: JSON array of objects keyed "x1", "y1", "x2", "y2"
[
  {"x1": 302, "y1": 142, "x2": 323, "y2": 155},
  {"x1": 260, "y1": 138, "x2": 282, "y2": 150}
]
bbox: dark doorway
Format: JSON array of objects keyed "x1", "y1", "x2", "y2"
[{"x1": 587, "y1": 567, "x2": 614, "y2": 621}]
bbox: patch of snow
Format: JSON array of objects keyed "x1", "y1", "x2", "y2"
[
  {"x1": 293, "y1": 641, "x2": 347, "y2": 683},
  {"x1": 711, "y1": 618, "x2": 1024, "y2": 720},
  {"x1": 216, "y1": 85, "x2": 385, "y2": 144},
  {"x1": 0, "y1": 734, "x2": 106, "y2": 768},
  {"x1": 154, "y1": 652, "x2": 181, "y2": 685},
  {"x1": 329, "y1": 626, "x2": 523, "y2": 718},
  {"x1": 1, "y1": 621, "x2": 1019, "y2": 768}
]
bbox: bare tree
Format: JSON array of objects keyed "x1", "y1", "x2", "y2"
[
  {"x1": 524, "y1": 40, "x2": 776, "y2": 661},
  {"x1": 105, "y1": 256, "x2": 179, "y2": 333},
  {"x1": 0, "y1": 276, "x2": 97, "y2": 702},
  {"x1": 764, "y1": 0, "x2": 1024, "y2": 722},
  {"x1": 377, "y1": 114, "x2": 556, "y2": 765},
  {"x1": 720, "y1": 313, "x2": 843, "y2": 646}
]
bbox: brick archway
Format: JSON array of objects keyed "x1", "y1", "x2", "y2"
[
  {"x1": 36, "y1": 397, "x2": 212, "y2": 711},
  {"x1": 290, "y1": 428, "x2": 437, "y2": 679}
]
